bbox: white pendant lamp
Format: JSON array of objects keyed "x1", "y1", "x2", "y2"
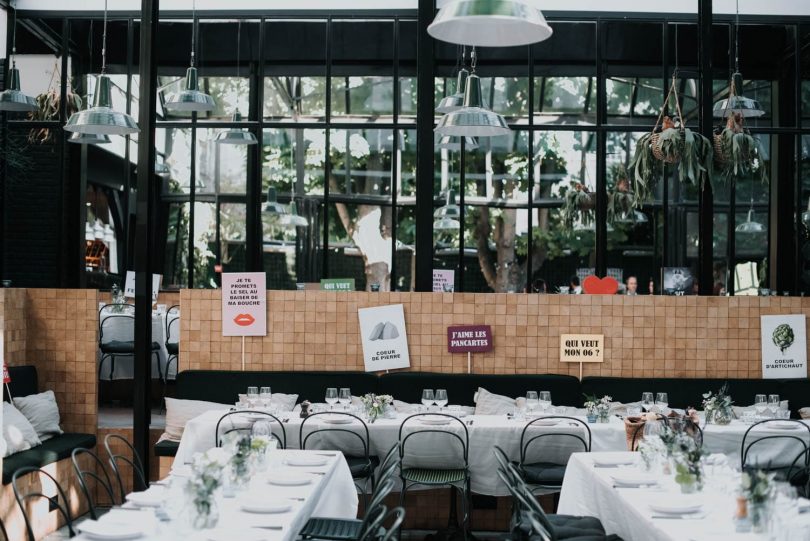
[
  {"x1": 263, "y1": 187, "x2": 288, "y2": 217},
  {"x1": 280, "y1": 201, "x2": 309, "y2": 228},
  {"x1": 216, "y1": 21, "x2": 256, "y2": 145},
  {"x1": 435, "y1": 49, "x2": 510, "y2": 138},
  {"x1": 165, "y1": 0, "x2": 215, "y2": 113},
  {"x1": 713, "y1": 0, "x2": 764, "y2": 118},
  {"x1": 64, "y1": 0, "x2": 139, "y2": 135},
  {"x1": 433, "y1": 190, "x2": 461, "y2": 231},
  {"x1": 428, "y1": 0, "x2": 553, "y2": 48},
  {"x1": 437, "y1": 135, "x2": 479, "y2": 151},
  {"x1": 68, "y1": 132, "x2": 111, "y2": 145},
  {"x1": 0, "y1": 2, "x2": 38, "y2": 112},
  {"x1": 435, "y1": 48, "x2": 470, "y2": 114}
]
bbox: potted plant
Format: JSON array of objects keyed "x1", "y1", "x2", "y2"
[
  {"x1": 713, "y1": 112, "x2": 768, "y2": 184},
  {"x1": 360, "y1": 393, "x2": 393, "y2": 423},
  {"x1": 671, "y1": 430, "x2": 707, "y2": 493},
  {"x1": 186, "y1": 448, "x2": 228, "y2": 529},
  {"x1": 560, "y1": 182, "x2": 595, "y2": 231},
  {"x1": 27, "y1": 67, "x2": 82, "y2": 145},
  {"x1": 741, "y1": 469, "x2": 775, "y2": 533},
  {"x1": 607, "y1": 167, "x2": 639, "y2": 224},
  {"x1": 702, "y1": 383, "x2": 734, "y2": 425},
  {"x1": 583, "y1": 394, "x2": 611, "y2": 423}
]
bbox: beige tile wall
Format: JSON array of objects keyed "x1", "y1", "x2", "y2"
[
  {"x1": 0, "y1": 288, "x2": 28, "y2": 365},
  {"x1": 178, "y1": 291, "x2": 810, "y2": 379}
]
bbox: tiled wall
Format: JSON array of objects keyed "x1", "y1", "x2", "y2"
[
  {"x1": 0, "y1": 287, "x2": 28, "y2": 364},
  {"x1": 178, "y1": 291, "x2": 810, "y2": 379}
]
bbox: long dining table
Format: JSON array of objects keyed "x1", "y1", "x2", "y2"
[
  {"x1": 172, "y1": 409, "x2": 810, "y2": 497},
  {"x1": 74, "y1": 449, "x2": 358, "y2": 541}
]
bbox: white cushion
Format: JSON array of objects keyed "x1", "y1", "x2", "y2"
[
  {"x1": 161, "y1": 398, "x2": 227, "y2": 443},
  {"x1": 800, "y1": 407, "x2": 810, "y2": 420},
  {"x1": 13, "y1": 391, "x2": 63, "y2": 441},
  {"x1": 474, "y1": 387, "x2": 519, "y2": 415},
  {"x1": 3, "y1": 402, "x2": 41, "y2": 457}
]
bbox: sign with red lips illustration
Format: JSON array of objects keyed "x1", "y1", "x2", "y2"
[{"x1": 221, "y1": 272, "x2": 267, "y2": 336}]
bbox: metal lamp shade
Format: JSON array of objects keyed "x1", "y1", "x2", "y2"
[
  {"x1": 736, "y1": 209, "x2": 765, "y2": 233},
  {"x1": 68, "y1": 132, "x2": 111, "y2": 145},
  {"x1": 435, "y1": 69, "x2": 469, "y2": 114},
  {"x1": 713, "y1": 73, "x2": 765, "y2": 118},
  {"x1": 434, "y1": 217, "x2": 461, "y2": 230},
  {"x1": 434, "y1": 190, "x2": 461, "y2": 230},
  {"x1": 263, "y1": 187, "x2": 288, "y2": 217},
  {"x1": 437, "y1": 135, "x2": 479, "y2": 151},
  {"x1": 428, "y1": 0, "x2": 553, "y2": 47},
  {"x1": 435, "y1": 73, "x2": 511, "y2": 137},
  {"x1": 215, "y1": 111, "x2": 257, "y2": 145},
  {"x1": 165, "y1": 67, "x2": 215, "y2": 112},
  {"x1": 0, "y1": 67, "x2": 37, "y2": 112},
  {"x1": 65, "y1": 75, "x2": 139, "y2": 135}
]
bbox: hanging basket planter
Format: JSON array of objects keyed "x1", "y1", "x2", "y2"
[
  {"x1": 560, "y1": 182, "x2": 595, "y2": 232},
  {"x1": 712, "y1": 113, "x2": 768, "y2": 185}
]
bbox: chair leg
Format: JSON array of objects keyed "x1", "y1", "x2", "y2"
[
  {"x1": 98, "y1": 354, "x2": 108, "y2": 379},
  {"x1": 398, "y1": 482, "x2": 408, "y2": 541},
  {"x1": 109, "y1": 355, "x2": 115, "y2": 380},
  {"x1": 463, "y1": 479, "x2": 471, "y2": 541},
  {"x1": 155, "y1": 351, "x2": 163, "y2": 381}
]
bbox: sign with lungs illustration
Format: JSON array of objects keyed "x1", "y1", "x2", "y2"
[
  {"x1": 221, "y1": 272, "x2": 267, "y2": 336},
  {"x1": 358, "y1": 304, "x2": 411, "y2": 372}
]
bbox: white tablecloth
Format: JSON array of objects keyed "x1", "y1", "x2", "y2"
[
  {"x1": 74, "y1": 450, "x2": 358, "y2": 541},
  {"x1": 558, "y1": 452, "x2": 810, "y2": 541},
  {"x1": 97, "y1": 309, "x2": 174, "y2": 381}
]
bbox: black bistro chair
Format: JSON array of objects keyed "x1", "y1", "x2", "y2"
[
  {"x1": 72, "y1": 447, "x2": 118, "y2": 520},
  {"x1": 12, "y1": 467, "x2": 76, "y2": 541},
  {"x1": 398, "y1": 413, "x2": 471, "y2": 541},
  {"x1": 741, "y1": 419, "x2": 810, "y2": 495},
  {"x1": 629, "y1": 414, "x2": 670, "y2": 451},
  {"x1": 98, "y1": 303, "x2": 162, "y2": 380},
  {"x1": 215, "y1": 410, "x2": 287, "y2": 449},
  {"x1": 300, "y1": 412, "x2": 379, "y2": 505},
  {"x1": 517, "y1": 416, "x2": 591, "y2": 497},
  {"x1": 104, "y1": 433, "x2": 148, "y2": 502},
  {"x1": 164, "y1": 305, "x2": 180, "y2": 382}
]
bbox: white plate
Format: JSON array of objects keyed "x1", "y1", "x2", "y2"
[
  {"x1": 592, "y1": 454, "x2": 636, "y2": 467},
  {"x1": 267, "y1": 472, "x2": 314, "y2": 486},
  {"x1": 419, "y1": 417, "x2": 452, "y2": 426},
  {"x1": 240, "y1": 498, "x2": 292, "y2": 514},
  {"x1": 528, "y1": 419, "x2": 560, "y2": 426},
  {"x1": 237, "y1": 413, "x2": 269, "y2": 422},
  {"x1": 320, "y1": 416, "x2": 354, "y2": 425},
  {"x1": 649, "y1": 497, "x2": 704, "y2": 515},
  {"x1": 78, "y1": 521, "x2": 143, "y2": 540},
  {"x1": 284, "y1": 456, "x2": 328, "y2": 467},
  {"x1": 124, "y1": 489, "x2": 164, "y2": 507},
  {"x1": 768, "y1": 421, "x2": 801, "y2": 430},
  {"x1": 610, "y1": 471, "x2": 658, "y2": 487}
]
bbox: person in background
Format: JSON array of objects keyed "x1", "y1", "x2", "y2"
[
  {"x1": 532, "y1": 277, "x2": 547, "y2": 293},
  {"x1": 625, "y1": 275, "x2": 638, "y2": 295},
  {"x1": 568, "y1": 275, "x2": 582, "y2": 294},
  {"x1": 648, "y1": 277, "x2": 655, "y2": 295}
]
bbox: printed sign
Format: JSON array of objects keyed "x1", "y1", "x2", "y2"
[
  {"x1": 560, "y1": 334, "x2": 604, "y2": 363},
  {"x1": 222, "y1": 272, "x2": 267, "y2": 337},
  {"x1": 124, "y1": 271, "x2": 161, "y2": 302},
  {"x1": 358, "y1": 304, "x2": 410, "y2": 372},
  {"x1": 320, "y1": 278, "x2": 355, "y2": 292},
  {"x1": 447, "y1": 325, "x2": 493, "y2": 353},
  {"x1": 433, "y1": 269, "x2": 455, "y2": 292},
  {"x1": 761, "y1": 315, "x2": 807, "y2": 379},
  {"x1": 662, "y1": 267, "x2": 695, "y2": 296}
]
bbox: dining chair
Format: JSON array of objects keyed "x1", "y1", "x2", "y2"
[
  {"x1": 12, "y1": 466, "x2": 76, "y2": 541},
  {"x1": 104, "y1": 433, "x2": 148, "y2": 502},
  {"x1": 215, "y1": 410, "x2": 286, "y2": 449},
  {"x1": 517, "y1": 416, "x2": 591, "y2": 497},
  {"x1": 300, "y1": 411, "x2": 379, "y2": 505},
  {"x1": 299, "y1": 478, "x2": 395, "y2": 541},
  {"x1": 377, "y1": 507, "x2": 406, "y2": 541},
  {"x1": 98, "y1": 303, "x2": 162, "y2": 380},
  {"x1": 164, "y1": 305, "x2": 180, "y2": 382},
  {"x1": 398, "y1": 413, "x2": 471, "y2": 541},
  {"x1": 741, "y1": 419, "x2": 810, "y2": 492},
  {"x1": 72, "y1": 447, "x2": 118, "y2": 520},
  {"x1": 629, "y1": 414, "x2": 670, "y2": 451}
]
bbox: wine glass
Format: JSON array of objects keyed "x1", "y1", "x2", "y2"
[
  {"x1": 539, "y1": 391, "x2": 552, "y2": 413},
  {"x1": 421, "y1": 389, "x2": 435, "y2": 410},
  {"x1": 754, "y1": 394, "x2": 768, "y2": 418},
  {"x1": 339, "y1": 388, "x2": 352, "y2": 410},
  {"x1": 247, "y1": 386, "x2": 259, "y2": 407},
  {"x1": 259, "y1": 387, "x2": 271, "y2": 408},
  {"x1": 641, "y1": 392, "x2": 653, "y2": 411},
  {"x1": 435, "y1": 389, "x2": 448, "y2": 410},
  {"x1": 325, "y1": 388, "x2": 338, "y2": 409},
  {"x1": 768, "y1": 394, "x2": 780, "y2": 415},
  {"x1": 526, "y1": 391, "x2": 539, "y2": 413},
  {"x1": 655, "y1": 392, "x2": 668, "y2": 411}
]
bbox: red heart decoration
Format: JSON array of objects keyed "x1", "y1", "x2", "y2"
[{"x1": 582, "y1": 275, "x2": 619, "y2": 295}]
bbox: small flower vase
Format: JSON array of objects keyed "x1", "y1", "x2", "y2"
[
  {"x1": 747, "y1": 501, "x2": 769, "y2": 533},
  {"x1": 677, "y1": 473, "x2": 699, "y2": 494},
  {"x1": 367, "y1": 407, "x2": 380, "y2": 423},
  {"x1": 586, "y1": 411, "x2": 597, "y2": 423},
  {"x1": 190, "y1": 495, "x2": 219, "y2": 529},
  {"x1": 712, "y1": 408, "x2": 733, "y2": 425},
  {"x1": 598, "y1": 411, "x2": 610, "y2": 423}
]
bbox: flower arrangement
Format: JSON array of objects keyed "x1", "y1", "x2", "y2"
[
  {"x1": 186, "y1": 448, "x2": 228, "y2": 529},
  {"x1": 741, "y1": 469, "x2": 775, "y2": 504},
  {"x1": 584, "y1": 394, "x2": 612, "y2": 422},
  {"x1": 360, "y1": 393, "x2": 393, "y2": 422},
  {"x1": 702, "y1": 383, "x2": 734, "y2": 425},
  {"x1": 228, "y1": 433, "x2": 253, "y2": 489},
  {"x1": 637, "y1": 434, "x2": 666, "y2": 471},
  {"x1": 669, "y1": 429, "x2": 707, "y2": 493}
]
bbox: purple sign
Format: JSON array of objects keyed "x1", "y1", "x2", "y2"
[{"x1": 447, "y1": 325, "x2": 493, "y2": 353}]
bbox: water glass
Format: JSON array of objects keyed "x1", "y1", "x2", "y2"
[
  {"x1": 539, "y1": 391, "x2": 552, "y2": 412},
  {"x1": 260, "y1": 387, "x2": 271, "y2": 408},
  {"x1": 421, "y1": 389, "x2": 435, "y2": 408},
  {"x1": 526, "y1": 391, "x2": 539, "y2": 412},
  {"x1": 641, "y1": 392, "x2": 653, "y2": 410},
  {"x1": 339, "y1": 388, "x2": 352, "y2": 409},
  {"x1": 325, "y1": 388, "x2": 338, "y2": 409},
  {"x1": 754, "y1": 394, "x2": 768, "y2": 418},
  {"x1": 768, "y1": 394, "x2": 780, "y2": 414},
  {"x1": 435, "y1": 389, "x2": 448, "y2": 409},
  {"x1": 655, "y1": 392, "x2": 668, "y2": 410},
  {"x1": 247, "y1": 386, "x2": 259, "y2": 406}
]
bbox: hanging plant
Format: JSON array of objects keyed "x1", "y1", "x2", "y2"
[
  {"x1": 27, "y1": 65, "x2": 82, "y2": 144},
  {"x1": 713, "y1": 112, "x2": 767, "y2": 184},
  {"x1": 628, "y1": 76, "x2": 713, "y2": 207},
  {"x1": 607, "y1": 173, "x2": 637, "y2": 225},
  {"x1": 560, "y1": 182, "x2": 594, "y2": 231}
]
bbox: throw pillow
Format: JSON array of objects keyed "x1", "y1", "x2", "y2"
[
  {"x1": 3, "y1": 402, "x2": 41, "y2": 457},
  {"x1": 474, "y1": 387, "x2": 518, "y2": 415},
  {"x1": 13, "y1": 390, "x2": 63, "y2": 441},
  {"x1": 161, "y1": 398, "x2": 228, "y2": 442}
]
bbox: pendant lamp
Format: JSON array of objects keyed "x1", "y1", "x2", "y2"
[
  {"x1": 68, "y1": 132, "x2": 111, "y2": 145},
  {"x1": 713, "y1": 0, "x2": 764, "y2": 118},
  {"x1": 435, "y1": 50, "x2": 510, "y2": 138},
  {"x1": 65, "y1": 0, "x2": 139, "y2": 135},
  {"x1": 216, "y1": 21, "x2": 256, "y2": 145},
  {"x1": 433, "y1": 190, "x2": 461, "y2": 231},
  {"x1": 0, "y1": 2, "x2": 37, "y2": 112},
  {"x1": 437, "y1": 135, "x2": 479, "y2": 151},
  {"x1": 428, "y1": 0, "x2": 553, "y2": 48},
  {"x1": 280, "y1": 201, "x2": 309, "y2": 228},
  {"x1": 263, "y1": 187, "x2": 288, "y2": 217},
  {"x1": 436, "y1": 67, "x2": 469, "y2": 114},
  {"x1": 165, "y1": 0, "x2": 215, "y2": 113}
]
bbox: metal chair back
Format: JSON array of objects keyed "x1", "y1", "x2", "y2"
[
  {"x1": 215, "y1": 410, "x2": 287, "y2": 449},
  {"x1": 496, "y1": 468, "x2": 553, "y2": 541},
  {"x1": 378, "y1": 506, "x2": 406, "y2": 541},
  {"x1": 520, "y1": 416, "x2": 592, "y2": 467},
  {"x1": 104, "y1": 433, "x2": 148, "y2": 502},
  {"x1": 166, "y1": 305, "x2": 180, "y2": 347},
  {"x1": 631, "y1": 413, "x2": 670, "y2": 451},
  {"x1": 741, "y1": 419, "x2": 810, "y2": 481},
  {"x1": 300, "y1": 412, "x2": 371, "y2": 460},
  {"x1": 99, "y1": 304, "x2": 136, "y2": 349},
  {"x1": 72, "y1": 447, "x2": 118, "y2": 520},
  {"x1": 398, "y1": 413, "x2": 469, "y2": 470},
  {"x1": 12, "y1": 467, "x2": 76, "y2": 541}
]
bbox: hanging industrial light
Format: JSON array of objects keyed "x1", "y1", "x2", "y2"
[
  {"x1": 428, "y1": 0, "x2": 553, "y2": 48},
  {"x1": 0, "y1": 2, "x2": 37, "y2": 112},
  {"x1": 216, "y1": 21, "x2": 256, "y2": 145},
  {"x1": 263, "y1": 187, "x2": 289, "y2": 217},
  {"x1": 165, "y1": 0, "x2": 215, "y2": 113},
  {"x1": 155, "y1": 157, "x2": 171, "y2": 178},
  {"x1": 713, "y1": 0, "x2": 764, "y2": 118},
  {"x1": 437, "y1": 135, "x2": 479, "y2": 151},
  {"x1": 280, "y1": 201, "x2": 309, "y2": 228},
  {"x1": 68, "y1": 132, "x2": 111, "y2": 145},
  {"x1": 435, "y1": 48, "x2": 510, "y2": 138},
  {"x1": 433, "y1": 190, "x2": 461, "y2": 231},
  {"x1": 64, "y1": 0, "x2": 139, "y2": 135},
  {"x1": 436, "y1": 47, "x2": 470, "y2": 114}
]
